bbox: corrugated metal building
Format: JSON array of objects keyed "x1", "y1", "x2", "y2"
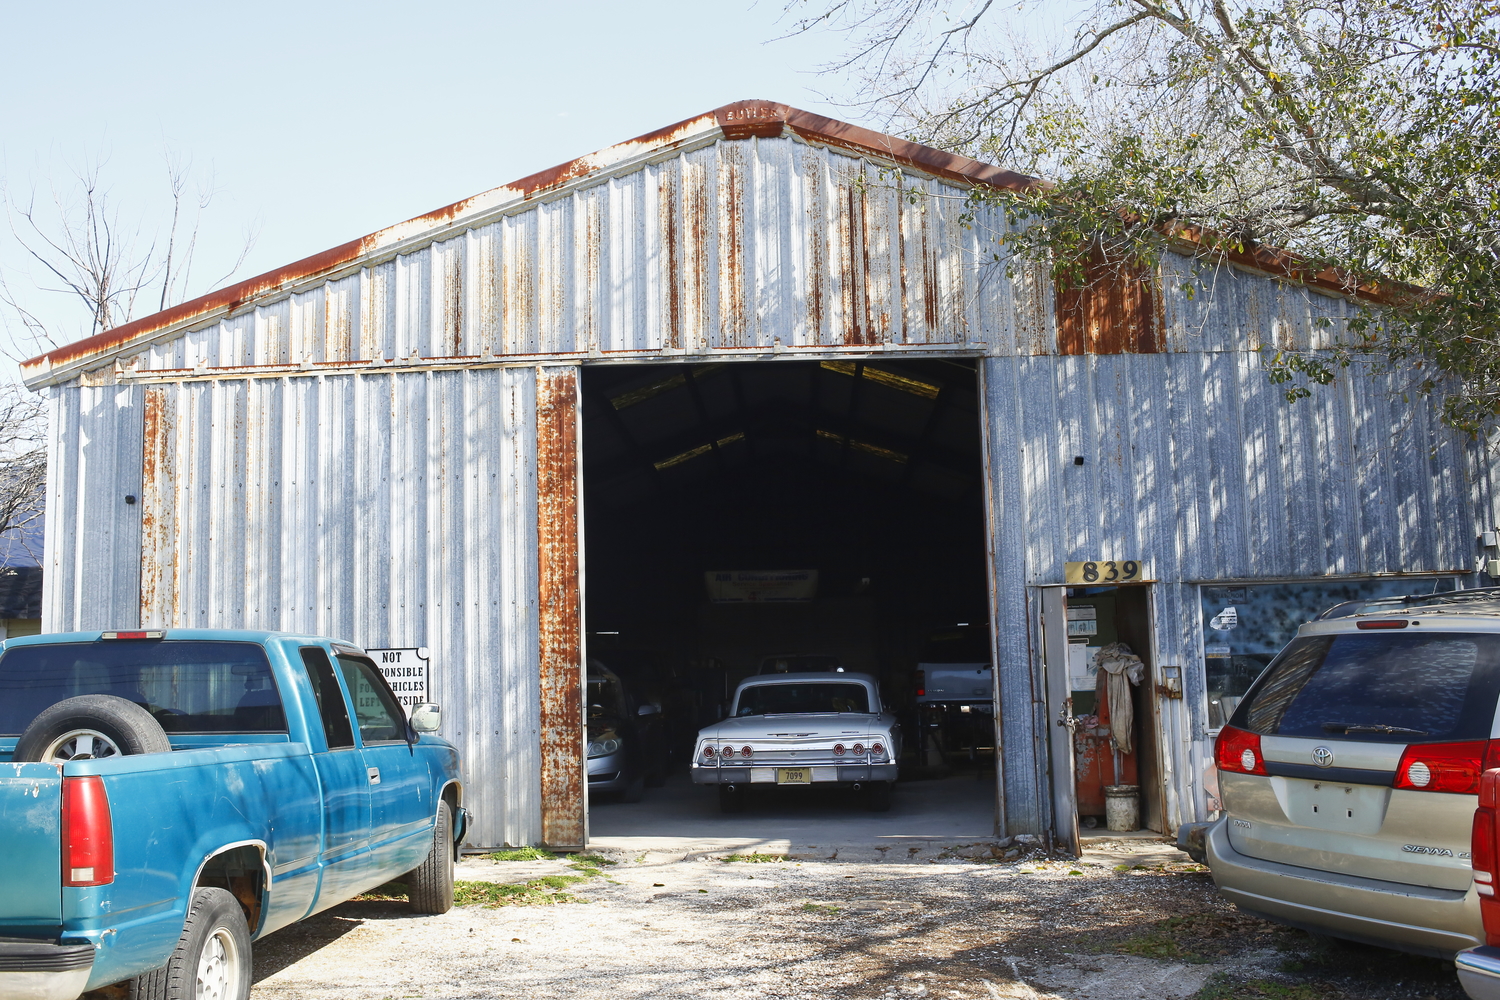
[{"x1": 22, "y1": 101, "x2": 1491, "y2": 850}]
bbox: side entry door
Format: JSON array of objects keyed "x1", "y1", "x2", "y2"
[
  {"x1": 1039, "y1": 587, "x2": 1080, "y2": 856},
  {"x1": 299, "y1": 646, "x2": 373, "y2": 905},
  {"x1": 335, "y1": 651, "x2": 434, "y2": 877}
]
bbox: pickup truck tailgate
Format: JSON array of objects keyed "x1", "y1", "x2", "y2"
[{"x1": 0, "y1": 762, "x2": 62, "y2": 933}]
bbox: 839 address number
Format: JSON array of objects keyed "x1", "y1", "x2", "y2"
[{"x1": 1064, "y1": 560, "x2": 1143, "y2": 584}]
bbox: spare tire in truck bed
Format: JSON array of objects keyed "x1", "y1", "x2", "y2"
[{"x1": 14, "y1": 695, "x2": 172, "y2": 762}]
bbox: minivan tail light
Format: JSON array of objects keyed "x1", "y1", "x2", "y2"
[
  {"x1": 61, "y1": 775, "x2": 114, "y2": 886},
  {"x1": 1474, "y1": 769, "x2": 1500, "y2": 944},
  {"x1": 1214, "y1": 725, "x2": 1267, "y2": 776},
  {"x1": 1393, "y1": 739, "x2": 1500, "y2": 795}
]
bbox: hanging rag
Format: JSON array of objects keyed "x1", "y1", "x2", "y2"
[{"x1": 1093, "y1": 642, "x2": 1146, "y2": 754}]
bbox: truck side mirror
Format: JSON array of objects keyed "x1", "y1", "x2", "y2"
[
  {"x1": 410, "y1": 703, "x2": 442, "y2": 733},
  {"x1": 637, "y1": 703, "x2": 660, "y2": 717}
]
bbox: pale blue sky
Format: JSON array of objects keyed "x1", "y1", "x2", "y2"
[{"x1": 0, "y1": 1, "x2": 1083, "y2": 376}]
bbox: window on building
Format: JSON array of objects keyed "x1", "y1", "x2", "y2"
[{"x1": 1200, "y1": 578, "x2": 1458, "y2": 731}]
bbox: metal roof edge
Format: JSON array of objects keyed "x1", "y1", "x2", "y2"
[{"x1": 20, "y1": 100, "x2": 1043, "y2": 390}]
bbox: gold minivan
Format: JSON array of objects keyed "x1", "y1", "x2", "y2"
[{"x1": 1203, "y1": 591, "x2": 1500, "y2": 958}]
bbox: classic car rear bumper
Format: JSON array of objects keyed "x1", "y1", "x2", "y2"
[
  {"x1": 691, "y1": 763, "x2": 897, "y2": 784},
  {"x1": 0, "y1": 938, "x2": 95, "y2": 1000},
  {"x1": 1458, "y1": 946, "x2": 1500, "y2": 999}
]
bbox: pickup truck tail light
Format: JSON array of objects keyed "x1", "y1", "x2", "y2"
[
  {"x1": 61, "y1": 775, "x2": 114, "y2": 886},
  {"x1": 1473, "y1": 769, "x2": 1500, "y2": 944},
  {"x1": 1214, "y1": 725, "x2": 1268, "y2": 776},
  {"x1": 1394, "y1": 739, "x2": 1500, "y2": 794},
  {"x1": 915, "y1": 670, "x2": 925, "y2": 697}
]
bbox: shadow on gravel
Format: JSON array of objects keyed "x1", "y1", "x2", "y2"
[{"x1": 250, "y1": 900, "x2": 412, "y2": 984}]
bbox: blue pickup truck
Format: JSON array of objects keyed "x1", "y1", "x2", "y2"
[{"x1": 0, "y1": 629, "x2": 467, "y2": 1000}]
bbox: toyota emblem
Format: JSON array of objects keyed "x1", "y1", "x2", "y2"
[{"x1": 1312, "y1": 746, "x2": 1335, "y2": 768}]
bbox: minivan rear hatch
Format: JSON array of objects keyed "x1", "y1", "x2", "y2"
[{"x1": 1220, "y1": 626, "x2": 1500, "y2": 890}]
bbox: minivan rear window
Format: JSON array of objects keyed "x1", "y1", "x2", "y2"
[{"x1": 1230, "y1": 632, "x2": 1500, "y2": 742}]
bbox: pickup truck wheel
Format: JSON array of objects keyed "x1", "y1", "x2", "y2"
[
  {"x1": 129, "y1": 887, "x2": 252, "y2": 1000},
  {"x1": 408, "y1": 801, "x2": 454, "y2": 914},
  {"x1": 15, "y1": 695, "x2": 171, "y2": 763}
]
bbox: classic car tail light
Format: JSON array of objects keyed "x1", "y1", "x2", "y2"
[
  {"x1": 720, "y1": 746, "x2": 736, "y2": 758},
  {"x1": 833, "y1": 744, "x2": 845, "y2": 756},
  {"x1": 1214, "y1": 725, "x2": 1268, "y2": 776},
  {"x1": 871, "y1": 742, "x2": 885, "y2": 756},
  {"x1": 915, "y1": 670, "x2": 925, "y2": 697},
  {"x1": 62, "y1": 775, "x2": 114, "y2": 886},
  {"x1": 852, "y1": 743, "x2": 865, "y2": 756},
  {"x1": 703, "y1": 745, "x2": 716, "y2": 759},
  {"x1": 1393, "y1": 739, "x2": 1500, "y2": 794},
  {"x1": 741, "y1": 746, "x2": 752, "y2": 758},
  {"x1": 1474, "y1": 769, "x2": 1500, "y2": 944}
]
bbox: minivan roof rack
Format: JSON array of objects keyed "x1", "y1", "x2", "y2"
[{"x1": 1315, "y1": 586, "x2": 1500, "y2": 620}]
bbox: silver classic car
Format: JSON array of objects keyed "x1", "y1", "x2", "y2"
[{"x1": 692, "y1": 671, "x2": 901, "y2": 812}]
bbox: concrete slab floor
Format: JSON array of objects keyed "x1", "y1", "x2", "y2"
[{"x1": 585, "y1": 770, "x2": 1000, "y2": 858}]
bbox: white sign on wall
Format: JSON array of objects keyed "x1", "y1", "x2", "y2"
[{"x1": 367, "y1": 647, "x2": 431, "y2": 709}]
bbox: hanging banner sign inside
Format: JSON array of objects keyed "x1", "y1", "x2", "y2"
[
  {"x1": 1064, "y1": 560, "x2": 1143, "y2": 585},
  {"x1": 366, "y1": 647, "x2": 431, "y2": 708},
  {"x1": 705, "y1": 570, "x2": 819, "y2": 603}
]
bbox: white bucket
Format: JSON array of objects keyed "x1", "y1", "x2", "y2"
[{"x1": 1104, "y1": 784, "x2": 1139, "y2": 832}]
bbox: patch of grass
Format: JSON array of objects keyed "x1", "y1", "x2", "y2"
[
  {"x1": 722, "y1": 852, "x2": 785, "y2": 863},
  {"x1": 1118, "y1": 916, "x2": 1208, "y2": 963},
  {"x1": 801, "y1": 902, "x2": 840, "y2": 914},
  {"x1": 569, "y1": 852, "x2": 617, "y2": 867},
  {"x1": 353, "y1": 880, "x2": 408, "y2": 901},
  {"x1": 1193, "y1": 974, "x2": 1329, "y2": 1000},
  {"x1": 482, "y1": 847, "x2": 557, "y2": 862},
  {"x1": 454, "y1": 875, "x2": 590, "y2": 907}
]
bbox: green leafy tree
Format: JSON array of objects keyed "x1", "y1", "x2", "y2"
[{"x1": 790, "y1": 0, "x2": 1500, "y2": 431}]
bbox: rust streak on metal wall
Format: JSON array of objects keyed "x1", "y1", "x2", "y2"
[
  {"x1": 1056, "y1": 248, "x2": 1162, "y2": 355},
  {"x1": 138, "y1": 386, "x2": 178, "y2": 627},
  {"x1": 535, "y1": 366, "x2": 585, "y2": 849}
]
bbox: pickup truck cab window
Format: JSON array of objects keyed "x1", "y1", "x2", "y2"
[
  {"x1": 0, "y1": 640, "x2": 286, "y2": 735},
  {"x1": 335, "y1": 655, "x2": 407, "y2": 744},
  {"x1": 298, "y1": 647, "x2": 355, "y2": 749}
]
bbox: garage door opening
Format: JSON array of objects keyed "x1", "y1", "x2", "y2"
[{"x1": 579, "y1": 358, "x2": 997, "y2": 843}]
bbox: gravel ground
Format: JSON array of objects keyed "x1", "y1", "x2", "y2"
[{"x1": 236, "y1": 840, "x2": 1469, "y2": 1000}]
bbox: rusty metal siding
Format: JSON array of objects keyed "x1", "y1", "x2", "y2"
[
  {"x1": 535, "y1": 367, "x2": 585, "y2": 849},
  {"x1": 981, "y1": 345, "x2": 1474, "y2": 832},
  {"x1": 41, "y1": 384, "x2": 146, "y2": 632},
  {"x1": 121, "y1": 368, "x2": 545, "y2": 848},
  {"x1": 119, "y1": 138, "x2": 1025, "y2": 375}
]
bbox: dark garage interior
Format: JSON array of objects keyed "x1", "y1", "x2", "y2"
[{"x1": 580, "y1": 358, "x2": 998, "y2": 821}]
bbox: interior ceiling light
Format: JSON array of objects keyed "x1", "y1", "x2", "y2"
[
  {"x1": 610, "y1": 373, "x2": 686, "y2": 410},
  {"x1": 653, "y1": 443, "x2": 713, "y2": 471},
  {"x1": 818, "y1": 359, "x2": 940, "y2": 399},
  {"x1": 815, "y1": 429, "x2": 909, "y2": 465},
  {"x1": 851, "y1": 440, "x2": 909, "y2": 464}
]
